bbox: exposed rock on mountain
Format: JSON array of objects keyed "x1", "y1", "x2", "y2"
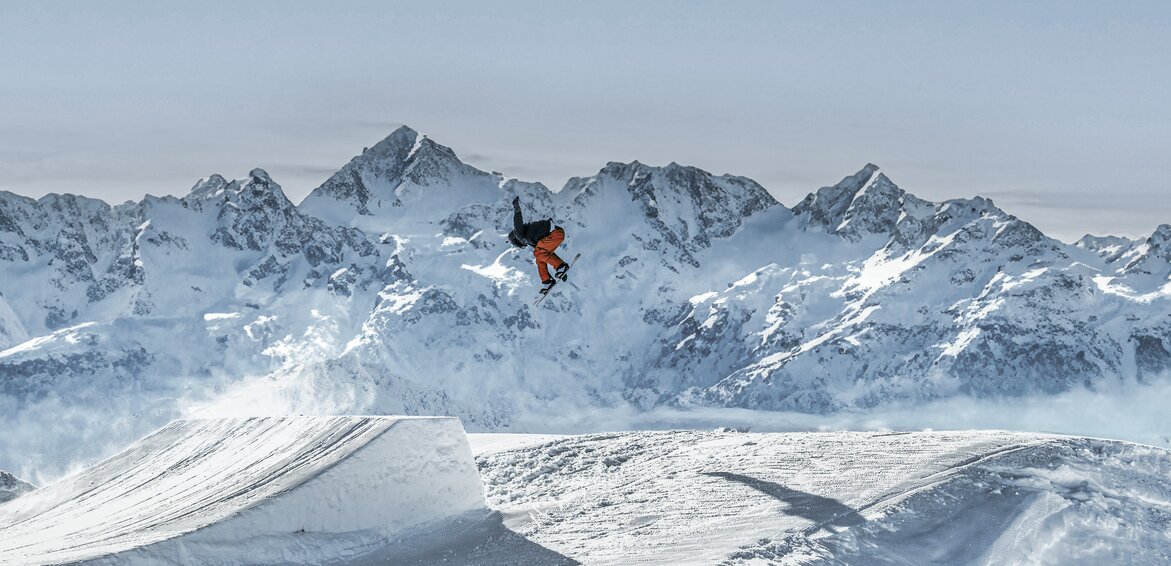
[
  {"x1": 0, "y1": 470, "x2": 34, "y2": 503},
  {"x1": 0, "y1": 128, "x2": 1167, "y2": 478}
]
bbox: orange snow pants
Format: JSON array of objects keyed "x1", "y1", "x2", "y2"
[{"x1": 533, "y1": 227, "x2": 566, "y2": 282}]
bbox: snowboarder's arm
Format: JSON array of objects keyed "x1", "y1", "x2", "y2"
[{"x1": 512, "y1": 197, "x2": 525, "y2": 233}]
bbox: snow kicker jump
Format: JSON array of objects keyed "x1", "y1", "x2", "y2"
[{"x1": 0, "y1": 416, "x2": 486, "y2": 565}]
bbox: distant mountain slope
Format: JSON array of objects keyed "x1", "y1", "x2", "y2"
[
  {"x1": 0, "y1": 125, "x2": 1168, "y2": 478},
  {"x1": 0, "y1": 470, "x2": 34, "y2": 503}
]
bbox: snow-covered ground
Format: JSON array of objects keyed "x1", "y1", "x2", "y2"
[
  {"x1": 470, "y1": 431, "x2": 1171, "y2": 565},
  {"x1": 2, "y1": 425, "x2": 1168, "y2": 565},
  {"x1": 0, "y1": 416, "x2": 485, "y2": 566},
  {"x1": 467, "y1": 433, "x2": 569, "y2": 456}
]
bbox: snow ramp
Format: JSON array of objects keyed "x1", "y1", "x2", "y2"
[{"x1": 0, "y1": 416, "x2": 487, "y2": 565}]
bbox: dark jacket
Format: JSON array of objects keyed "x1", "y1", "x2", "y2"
[{"x1": 510, "y1": 199, "x2": 553, "y2": 247}]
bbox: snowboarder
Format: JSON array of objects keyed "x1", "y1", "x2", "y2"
[{"x1": 508, "y1": 196, "x2": 569, "y2": 295}]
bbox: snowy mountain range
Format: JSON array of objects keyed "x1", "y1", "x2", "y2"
[{"x1": 1, "y1": 126, "x2": 1168, "y2": 480}]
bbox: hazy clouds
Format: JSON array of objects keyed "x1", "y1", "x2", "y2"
[{"x1": 1, "y1": 1, "x2": 1168, "y2": 241}]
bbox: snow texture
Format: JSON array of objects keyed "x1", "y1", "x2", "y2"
[
  {"x1": 1, "y1": 125, "x2": 1170, "y2": 481},
  {"x1": 7, "y1": 427, "x2": 1168, "y2": 565},
  {"x1": 0, "y1": 416, "x2": 485, "y2": 565},
  {"x1": 470, "y1": 431, "x2": 1171, "y2": 565}
]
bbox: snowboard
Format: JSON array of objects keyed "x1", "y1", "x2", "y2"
[{"x1": 533, "y1": 253, "x2": 581, "y2": 306}]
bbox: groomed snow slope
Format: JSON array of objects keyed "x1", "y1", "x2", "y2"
[
  {"x1": 0, "y1": 416, "x2": 486, "y2": 565},
  {"x1": 472, "y1": 431, "x2": 1171, "y2": 565}
]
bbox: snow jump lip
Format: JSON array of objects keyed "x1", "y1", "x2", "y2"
[{"x1": 0, "y1": 416, "x2": 487, "y2": 566}]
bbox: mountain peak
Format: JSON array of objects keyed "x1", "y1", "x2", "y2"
[
  {"x1": 829, "y1": 163, "x2": 881, "y2": 193},
  {"x1": 1116, "y1": 224, "x2": 1171, "y2": 274},
  {"x1": 299, "y1": 126, "x2": 496, "y2": 222},
  {"x1": 364, "y1": 125, "x2": 420, "y2": 156},
  {"x1": 184, "y1": 170, "x2": 291, "y2": 210},
  {"x1": 1076, "y1": 233, "x2": 1137, "y2": 262},
  {"x1": 569, "y1": 158, "x2": 778, "y2": 254},
  {"x1": 186, "y1": 174, "x2": 231, "y2": 200},
  {"x1": 0, "y1": 470, "x2": 34, "y2": 503},
  {"x1": 328, "y1": 124, "x2": 474, "y2": 179},
  {"x1": 855, "y1": 162, "x2": 881, "y2": 181},
  {"x1": 1076, "y1": 233, "x2": 1133, "y2": 249},
  {"x1": 350, "y1": 126, "x2": 421, "y2": 168},
  {"x1": 1145, "y1": 224, "x2": 1171, "y2": 261},
  {"x1": 599, "y1": 160, "x2": 642, "y2": 177},
  {"x1": 792, "y1": 163, "x2": 888, "y2": 234},
  {"x1": 236, "y1": 169, "x2": 290, "y2": 203},
  {"x1": 600, "y1": 160, "x2": 718, "y2": 181},
  {"x1": 793, "y1": 164, "x2": 1049, "y2": 252}
]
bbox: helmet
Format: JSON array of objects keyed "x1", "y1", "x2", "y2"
[{"x1": 508, "y1": 230, "x2": 525, "y2": 248}]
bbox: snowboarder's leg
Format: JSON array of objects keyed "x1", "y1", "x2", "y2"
[
  {"x1": 534, "y1": 251, "x2": 551, "y2": 281},
  {"x1": 533, "y1": 228, "x2": 565, "y2": 280}
]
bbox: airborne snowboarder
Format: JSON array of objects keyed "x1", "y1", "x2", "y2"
[{"x1": 508, "y1": 196, "x2": 569, "y2": 296}]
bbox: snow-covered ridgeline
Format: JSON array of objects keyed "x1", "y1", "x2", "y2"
[{"x1": 0, "y1": 125, "x2": 1168, "y2": 479}]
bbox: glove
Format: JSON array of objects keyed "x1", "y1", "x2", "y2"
[
  {"x1": 555, "y1": 263, "x2": 569, "y2": 282},
  {"x1": 539, "y1": 279, "x2": 556, "y2": 295},
  {"x1": 512, "y1": 196, "x2": 521, "y2": 208}
]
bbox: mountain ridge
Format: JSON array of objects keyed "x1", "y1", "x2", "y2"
[{"x1": 0, "y1": 125, "x2": 1168, "y2": 481}]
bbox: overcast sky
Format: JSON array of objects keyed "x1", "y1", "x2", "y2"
[{"x1": 2, "y1": 1, "x2": 1168, "y2": 241}]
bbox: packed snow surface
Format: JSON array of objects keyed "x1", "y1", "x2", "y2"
[
  {"x1": 466, "y1": 431, "x2": 1171, "y2": 565},
  {"x1": 1, "y1": 428, "x2": 1168, "y2": 564},
  {"x1": 467, "y1": 433, "x2": 568, "y2": 455},
  {"x1": 0, "y1": 416, "x2": 485, "y2": 565}
]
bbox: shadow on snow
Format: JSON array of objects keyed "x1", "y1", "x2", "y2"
[
  {"x1": 337, "y1": 510, "x2": 577, "y2": 566},
  {"x1": 703, "y1": 471, "x2": 865, "y2": 534}
]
